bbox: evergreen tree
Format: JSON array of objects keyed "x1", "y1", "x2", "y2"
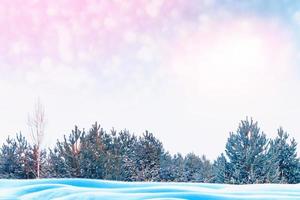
[
  {"x1": 101, "y1": 128, "x2": 121, "y2": 180},
  {"x1": 80, "y1": 122, "x2": 107, "y2": 179},
  {"x1": 200, "y1": 155, "x2": 213, "y2": 182},
  {"x1": 109, "y1": 128, "x2": 123, "y2": 180},
  {"x1": 267, "y1": 128, "x2": 300, "y2": 183},
  {"x1": 264, "y1": 140, "x2": 280, "y2": 183},
  {"x1": 1, "y1": 119, "x2": 299, "y2": 184},
  {"x1": 159, "y1": 152, "x2": 174, "y2": 181},
  {"x1": 136, "y1": 131, "x2": 163, "y2": 181},
  {"x1": 212, "y1": 153, "x2": 228, "y2": 183},
  {"x1": 0, "y1": 133, "x2": 36, "y2": 179},
  {"x1": 225, "y1": 118, "x2": 268, "y2": 184},
  {"x1": 0, "y1": 136, "x2": 19, "y2": 178},
  {"x1": 14, "y1": 133, "x2": 35, "y2": 179},
  {"x1": 47, "y1": 146, "x2": 70, "y2": 178},
  {"x1": 183, "y1": 153, "x2": 200, "y2": 182},
  {"x1": 50, "y1": 126, "x2": 84, "y2": 178},
  {"x1": 172, "y1": 153, "x2": 185, "y2": 182},
  {"x1": 118, "y1": 130, "x2": 138, "y2": 181},
  {"x1": 183, "y1": 153, "x2": 212, "y2": 182}
]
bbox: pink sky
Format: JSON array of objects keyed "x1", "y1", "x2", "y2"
[{"x1": 1, "y1": 0, "x2": 300, "y2": 159}]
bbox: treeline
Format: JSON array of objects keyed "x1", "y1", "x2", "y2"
[{"x1": 0, "y1": 118, "x2": 299, "y2": 184}]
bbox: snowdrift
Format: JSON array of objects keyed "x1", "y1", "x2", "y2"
[{"x1": 0, "y1": 179, "x2": 299, "y2": 200}]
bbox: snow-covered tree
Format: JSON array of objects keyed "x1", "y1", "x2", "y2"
[
  {"x1": 136, "y1": 131, "x2": 163, "y2": 181},
  {"x1": 50, "y1": 126, "x2": 84, "y2": 178},
  {"x1": 172, "y1": 153, "x2": 185, "y2": 182},
  {"x1": 183, "y1": 153, "x2": 202, "y2": 182},
  {"x1": 200, "y1": 155, "x2": 213, "y2": 182},
  {"x1": 159, "y1": 152, "x2": 174, "y2": 181},
  {"x1": 80, "y1": 123, "x2": 106, "y2": 179},
  {"x1": 266, "y1": 128, "x2": 300, "y2": 183},
  {"x1": 0, "y1": 133, "x2": 38, "y2": 179},
  {"x1": 118, "y1": 130, "x2": 138, "y2": 181},
  {"x1": 182, "y1": 153, "x2": 212, "y2": 182},
  {"x1": 47, "y1": 146, "x2": 70, "y2": 178},
  {"x1": 1, "y1": 119, "x2": 299, "y2": 184},
  {"x1": 0, "y1": 135, "x2": 19, "y2": 178},
  {"x1": 212, "y1": 153, "x2": 229, "y2": 183},
  {"x1": 225, "y1": 118, "x2": 268, "y2": 184}
]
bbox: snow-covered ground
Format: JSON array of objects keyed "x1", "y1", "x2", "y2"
[{"x1": 0, "y1": 179, "x2": 300, "y2": 200}]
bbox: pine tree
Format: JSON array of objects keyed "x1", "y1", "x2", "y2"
[
  {"x1": 14, "y1": 133, "x2": 32, "y2": 179},
  {"x1": 183, "y1": 153, "x2": 210, "y2": 182},
  {"x1": 200, "y1": 155, "x2": 213, "y2": 183},
  {"x1": 159, "y1": 152, "x2": 174, "y2": 181},
  {"x1": 50, "y1": 126, "x2": 84, "y2": 178},
  {"x1": 80, "y1": 122, "x2": 107, "y2": 179},
  {"x1": 225, "y1": 118, "x2": 268, "y2": 184},
  {"x1": 47, "y1": 146, "x2": 70, "y2": 178},
  {"x1": 136, "y1": 131, "x2": 163, "y2": 181},
  {"x1": 172, "y1": 153, "x2": 185, "y2": 182},
  {"x1": 264, "y1": 144, "x2": 280, "y2": 183},
  {"x1": 212, "y1": 153, "x2": 228, "y2": 183},
  {"x1": 267, "y1": 128, "x2": 300, "y2": 183},
  {"x1": 0, "y1": 133, "x2": 36, "y2": 179},
  {"x1": 0, "y1": 136, "x2": 19, "y2": 178},
  {"x1": 1, "y1": 119, "x2": 299, "y2": 184},
  {"x1": 118, "y1": 130, "x2": 138, "y2": 181},
  {"x1": 102, "y1": 128, "x2": 122, "y2": 180},
  {"x1": 183, "y1": 153, "x2": 198, "y2": 182}
]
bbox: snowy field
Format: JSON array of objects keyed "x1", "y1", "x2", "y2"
[{"x1": 0, "y1": 179, "x2": 300, "y2": 200}]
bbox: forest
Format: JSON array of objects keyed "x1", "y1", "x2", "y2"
[{"x1": 0, "y1": 118, "x2": 299, "y2": 184}]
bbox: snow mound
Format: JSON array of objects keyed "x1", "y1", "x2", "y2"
[{"x1": 0, "y1": 179, "x2": 299, "y2": 200}]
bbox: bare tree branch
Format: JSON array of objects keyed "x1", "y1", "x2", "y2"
[{"x1": 27, "y1": 98, "x2": 46, "y2": 178}]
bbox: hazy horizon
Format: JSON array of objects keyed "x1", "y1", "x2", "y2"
[{"x1": 1, "y1": 0, "x2": 300, "y2": 160}]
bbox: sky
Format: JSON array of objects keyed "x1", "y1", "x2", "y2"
[{"x1": 1, "y1": 0, "x2": 300, "y2": 160}]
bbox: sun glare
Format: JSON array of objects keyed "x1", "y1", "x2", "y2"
[{"x1": 170, "y1": 21, "x2": 291, "y2": 93}]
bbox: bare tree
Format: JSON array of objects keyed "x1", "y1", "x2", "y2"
[{"x1": 27, "y1": 98, "x2": 46, "y2": 178}]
